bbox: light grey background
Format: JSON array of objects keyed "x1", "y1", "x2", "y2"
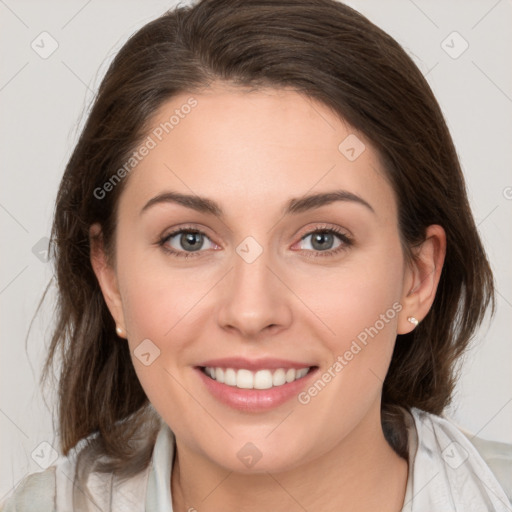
[{"x1": 1, "y1": 0, "x2": 511, "y2": 500}]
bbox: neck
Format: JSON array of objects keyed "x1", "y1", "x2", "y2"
[{"x1": 171, "y1": 406, "x2": 409, "y2": 512}]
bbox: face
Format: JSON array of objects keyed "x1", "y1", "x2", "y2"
[{"x1": 93, "y1": 84, "x2": 426, "y2": 473}]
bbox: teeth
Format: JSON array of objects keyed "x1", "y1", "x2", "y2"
[{"x1": 203, "y1": 366, "x2": 311, "y2": 389}]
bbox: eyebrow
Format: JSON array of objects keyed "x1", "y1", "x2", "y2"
[{"x1": 140, "y1": 189, "x2": 375, "y2": 218}]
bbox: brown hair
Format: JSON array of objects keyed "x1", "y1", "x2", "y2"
[{"x1": 38, "y1": 0, "x2": 494, "y2": 496}]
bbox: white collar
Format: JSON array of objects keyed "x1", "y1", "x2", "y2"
[{"x1": 401, "y1": 407, "x2": 511, "y2": 511}]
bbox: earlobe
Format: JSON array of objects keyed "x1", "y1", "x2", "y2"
[
  {"x1": 398, "y1": 224, "x2": 446, "y2": 334},
  {"x1": 89, "y1": 223, "x2": 126, "y2": 336}
]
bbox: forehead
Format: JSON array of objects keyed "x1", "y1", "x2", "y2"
[{"x1": 118, "y1": 85, "x2": 396, "y2": 224}]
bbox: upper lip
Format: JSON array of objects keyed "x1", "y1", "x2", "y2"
[{"x1": 196, "y1": 357, "x2": 317, "y2": 372}]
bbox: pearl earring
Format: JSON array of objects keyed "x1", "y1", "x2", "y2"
[
  {"x1": 407, "y1": 317, "x2": 419, "y2": 327},
  {"x1": 116, "y1": 326, "x2": 124, "y2": 337}
]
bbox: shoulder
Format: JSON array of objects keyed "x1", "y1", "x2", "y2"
[
  {"x1": 0, "y1": 467, "x2": 56, "y2": 512},
  {"x1": 1, "y1": 452, "x2": 151, "y2": 512},
  {"x1": 462, "y1": 430, "x2": 512, "y2": 504},
  {"x1": 410, "y1": 407, "x2": 512, "y2": 504}
]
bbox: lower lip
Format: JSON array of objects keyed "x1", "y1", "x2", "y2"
[{"x1": 195, "y1": 367, "x2": 318, "y2": 412}]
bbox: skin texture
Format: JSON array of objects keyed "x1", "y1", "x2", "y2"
[{"x1": 90, "y1": 84, "x2": 446, "y2": 512}]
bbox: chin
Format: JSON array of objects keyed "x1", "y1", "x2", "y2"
[{"x1": 201, "y1": 437, "x2": 314, "y2": 475}]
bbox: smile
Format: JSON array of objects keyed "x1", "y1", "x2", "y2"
[{"x1": 201, "y1": 366, "x2": 313, "y2": 389}]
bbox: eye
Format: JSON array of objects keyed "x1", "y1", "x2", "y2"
[
  {"x1": 158, "y1": 227, "x2": 217, "y2": 258},
  {"x1": 295, "y1": 226, "x2": 353, "y2": 258},
  {"x1": 157, "y1": 224, "x2": 353, "y2": 259}
]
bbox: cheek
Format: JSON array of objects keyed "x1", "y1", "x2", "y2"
[
  {"x1": 297, "y1": 243, "x2": 403, "y2": 347},
  {"x1": 117, "y1": 262, "x2": 200, "y2": 422},
  {"x1": 117, "y1": 241, "x2": 208, "y2": 342},
  {"x1": 293, "y1": 243, "x2": 405, "y2": 417},
  {"x1": 116, "y1": 251, "x2": 218, "y2": 401}
]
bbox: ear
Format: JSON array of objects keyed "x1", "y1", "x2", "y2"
[
  {"x1": 398, "y1": 224, "x2": 446, "y2": 334},
  {"x1": 89, "y1": 223, "x2": 126, "y2": 337}
]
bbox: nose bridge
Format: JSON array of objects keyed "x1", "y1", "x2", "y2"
[
  {"x1": 233, "y1": 238, "x2": 274, "y2": 295},
  {"x1": 216, "y1": 234, "x2": 292, "y2": 335}
]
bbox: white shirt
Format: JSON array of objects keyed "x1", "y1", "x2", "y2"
[{"x1": 2, "y1": 407, "x2": 512, "y2": 511}]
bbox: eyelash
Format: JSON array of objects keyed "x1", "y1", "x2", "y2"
[{"x1": 157, "y1": 224, "x2": 353, "y2": 259}]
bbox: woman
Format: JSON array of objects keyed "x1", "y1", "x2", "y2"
[{"x1": 3, "y1": 0, "x2": 511, "y2": 510}]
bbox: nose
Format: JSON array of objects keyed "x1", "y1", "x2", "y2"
[{"x1": 216, "y1": 246, "x2": 293, "y2": 339}]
